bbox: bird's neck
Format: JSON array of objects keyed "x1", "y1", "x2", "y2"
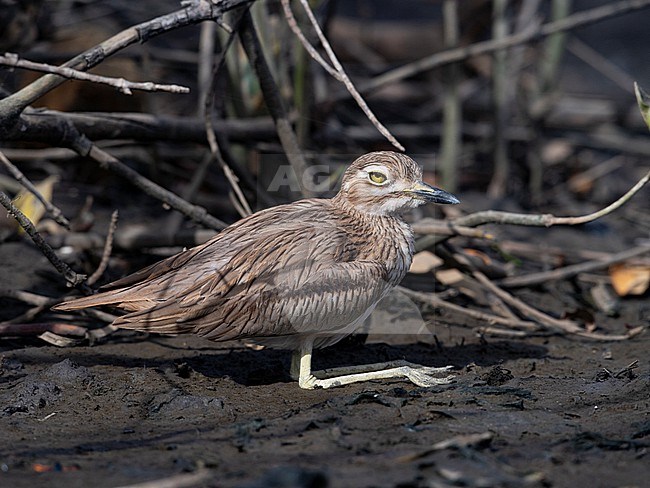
[{"x1": 332, "y1": 198, "x2": 415, "y2": 285}]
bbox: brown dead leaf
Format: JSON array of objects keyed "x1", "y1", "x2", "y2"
[{"x1": 609, "y1": 264, "x2": 650, "y2": 296}]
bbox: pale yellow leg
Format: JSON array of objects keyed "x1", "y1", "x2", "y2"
[{"x1": 292, "y1": 341, "x2": 455, "y2": 390}]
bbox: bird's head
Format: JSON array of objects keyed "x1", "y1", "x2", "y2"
[{"x1": 335, "y1": 151, "x2": 459, "y2": 216}]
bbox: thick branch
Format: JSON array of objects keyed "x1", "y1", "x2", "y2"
[
  {"x1": 2, "y1": 111, "x2": 276, "y2": 145},
  {"x1": 84, "y1": 144, "x2": 227, "y2": 230}
]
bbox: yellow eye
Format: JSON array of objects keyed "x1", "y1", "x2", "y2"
[{"x1": 368, "y1": 171, "x2": 387, "y2": 184}]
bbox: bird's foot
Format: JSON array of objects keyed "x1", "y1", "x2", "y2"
[
  {"x1": 298, "y1": 373, "x2": 322, "y2": 390},
  {"x1": 298, "y1": 363, "x2": 455, "y2": 390},
  {"x1": 400, "y1": 365, "x2": 455, "y2": 388}
]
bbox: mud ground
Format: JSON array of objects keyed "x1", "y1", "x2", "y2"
[{"x1": 1, "y1": 236, "x2": 648, "y2": 487}]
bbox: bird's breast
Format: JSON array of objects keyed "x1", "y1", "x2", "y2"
[{"x1": 351, "y1": 216, "x2": 414, "y2": 286}]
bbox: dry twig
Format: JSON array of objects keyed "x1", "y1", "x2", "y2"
[
  {"x1": 87, "y1": 210, "x2": 119, "y2": 286},
  {"x1": 0, "y1": 191, "x2": 90, "y2": 292},
  {"x1": 0, "y1": 150, "x2": 70, "y2": 228},
  {"x1": 281, "y1": 0, "x2": 405, "y2": 151},
  {"x1": 499, "y1": 244, "x2": 650, "y2": 288},
  {"x1": 0, "y1": 52, "x2": 190, "y2": 95},
  {"x1": 0, "y1": 323, "x2": 88, "y2": 338},
  {"x1": 417, "y1": 168, "x2": 650, "y2": 250}
]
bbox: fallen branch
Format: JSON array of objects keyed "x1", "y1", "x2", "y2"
[
  {"x1": 498, "y1": 244, "x2": 650, "y2": 288},
  {"x1": 0, "y1": 52, "x2": 190, "y2": 95},
  {"x1": 399, "y1": 286, "x2": 542, "y2": 332},
  {"x1": 0, "y1": 322, "x2": 88, "y2": 338},
  {"x1": 1, "y1": 111, "x2": 277, "y2": 145}
]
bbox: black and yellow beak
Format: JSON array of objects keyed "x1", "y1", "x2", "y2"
[{"x1": 405, "y1": 182, "x2": 460, "y2": 205}]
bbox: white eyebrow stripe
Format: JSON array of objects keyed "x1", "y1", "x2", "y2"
[{"x1": 363, "y1": 164, "x2": 390, "y2": 175}]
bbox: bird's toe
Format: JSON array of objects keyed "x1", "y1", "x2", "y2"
[{"x1": 404, "y1": 368, "x2": 455, "y2": 388}]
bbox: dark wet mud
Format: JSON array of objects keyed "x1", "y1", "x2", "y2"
[{"x1": 1, "y1": 316, "x2": 648, "y2": 487}]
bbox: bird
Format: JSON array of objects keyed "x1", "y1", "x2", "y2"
[{"x1": 54, "y1": 151, "x2": 460, "y2": 389}]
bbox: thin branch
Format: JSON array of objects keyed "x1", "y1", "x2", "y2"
[
  {"x1": 0, "y1": 150, "x2": 70, "y2": 228},
  {"x1": 411, "y1": 220, "x2": 494, "y2": 239},
  {"x1": 450, "y1": 247, "x2": 642, "y2": 340},
  {"x1": 0, "y1": 323, "x2": 89, "y2": 338},
  {"x1": 204, "y1": 10, "x2": 253, "y2": 217},
  {"x1": 498, "y1": 244, "x2": 650, "y2": 288},
  {"x1": 399, "y1": 286, "x2": 542, "y2": 332},
  {"x1": 84, "y1": 143, "x2": 228, "y2": 230},
  {"x1": 34, "y1": 116, "x2": 229, "y2": 230},
  {"x1": 0, "y1": 52, "x2": 190, "y2": 95},
  {"x1": 0, "y1": 191, "x2": 91, "y2": 292},
  {"x1": 198, "y1": 21, "x2": 218, "y2": 114},
  {"x1": 283, "y1": 0, "x2": 405, "y2": 151},
  {"x1": 87, "y1": 210, "x2": 119, "y2": 286},
  {"x1": 0, "y1": 289, "x2": 59, "y2": 325},
  {"x1": 460, "y1": 168, "x2": 649, "y2": 227},
  {"x1": 567, "y1": 38, "x2": 635, "y2": 92},
  {"x1": 0, "y1": 289, "x2": 53, "y2": 306},
  {"x1": 635, "y1": 82, "x2": 650, "y2": 130},
  {"x1": 549, "y1": 169, "x2": 650, "y2": 225},
  {"x1": 280, "y1": 0, "x2": 340, "y2": 79},
  {"x1": 331, "y1": 0, "x2": 650, "y2": 101}
]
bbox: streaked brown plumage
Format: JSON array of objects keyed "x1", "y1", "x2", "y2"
[{"x1": 55, "y1": 151, "x2": 459, "y2": 388}]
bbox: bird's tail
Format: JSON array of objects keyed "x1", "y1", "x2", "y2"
[{"x1": 53, "y1": 289, "x2": 140, "y2": 312}]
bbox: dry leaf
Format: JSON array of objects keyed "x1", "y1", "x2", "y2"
[
  {"x1": 12, "y1": 175, "x2": 58, "y2": 232},
  {"x1": 609, "y1": 263, "x2": 650, "y2": 296},
  {"x1": 435, "y1": 268, "x2": 464, "y2": 285},
  {"x1": 409, "y1": 251, "x2": 443, "y2": 274}
]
